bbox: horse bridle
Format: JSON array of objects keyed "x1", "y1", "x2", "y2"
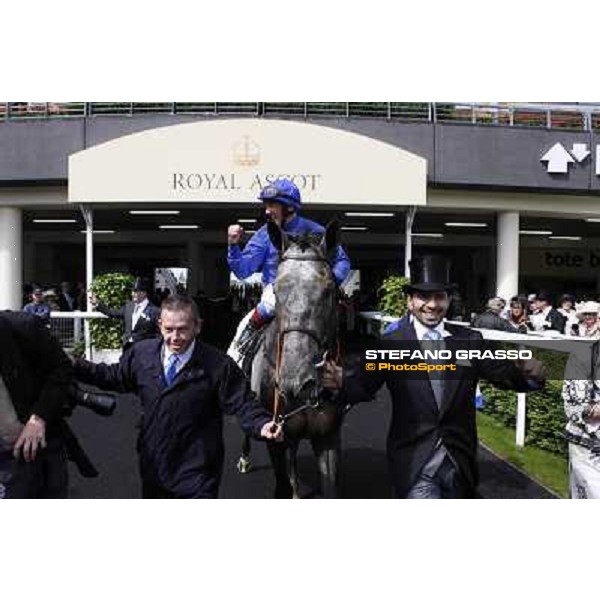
[
  {"x1": 271, "y1": 250, "x2": 340, "y2": 426},
  {"x1": 273, "y1": 326, "x2": 339, "y2": 426}
]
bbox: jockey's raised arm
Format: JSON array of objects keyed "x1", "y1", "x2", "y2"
[{"x1": 225, "y1": 178, "x2": 351, "y2": 373}]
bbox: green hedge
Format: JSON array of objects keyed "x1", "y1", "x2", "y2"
[
  {"x1": 481, "y1": 346, "x2": 569, "y2": 456},
  {"x1": 480, "y1": 380, "x2": 567, "y2": 457},
  {"x1": 89, "y1": 273, "x2": 135, "y2": 349},
  {"x1": 377, "y1": 275, "x2": 410, "y2": 317}
]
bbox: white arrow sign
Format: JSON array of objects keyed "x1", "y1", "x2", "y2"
[
  {"x1": 541, "y1": 142, "x2": 575, "y2": 174},
  {"x1": 597, "y1": 145, "x2": 600, "y2": 176},
  {"x1": 571, "y1": 143, "x2": 591, "y2": 163}
]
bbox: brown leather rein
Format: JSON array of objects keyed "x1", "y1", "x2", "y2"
[{"x1": 270, "y1": 246, "x2": 342, "y2": 426}]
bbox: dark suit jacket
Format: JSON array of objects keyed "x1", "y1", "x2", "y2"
[
  {"x1": 74, "y1": 337, "x2": 271, "y2": 498},
  {"x1": 96, "y1": 300, "x2": 160, "y2": 347},
  {"x1": 544, "y1": 308, "x2": 567, "y2": 333},
  {"x1": 57, "y1": 292, "x2": 76, "y2": 312},
  {"x1": 342, "y1": 316, "x2": 535, "y2": 498},
  {"x1": 0, "y1": 311, "x2": 72, "y2": 433},
  {"x1": 473, "y1": 310, "x2": 518, "y2": 333}
]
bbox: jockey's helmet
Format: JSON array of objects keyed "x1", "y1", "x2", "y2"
[{"x1": 257, "y1": 178, "x2": 302, "y2": 212}]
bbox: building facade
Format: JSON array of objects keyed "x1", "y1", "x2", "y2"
[{"x1": 2, "y1": 102, "x2": 600, "y2": 312}]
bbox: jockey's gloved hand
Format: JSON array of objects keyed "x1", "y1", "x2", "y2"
[{"x1": 250, "y1": 308, "x2": 269, "y2": 329}]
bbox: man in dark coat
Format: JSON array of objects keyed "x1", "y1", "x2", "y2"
[
  {"x1": 74, "y1": 295, "x2": 282, "y2": 499},
  {"x1": 90, "y1": 277, "x2": 161, "y2": 349},
  {"x1": 323, "y1": 256, "x2": 545, "y2": 499},
  {"x1": 57, "y1": 281, "x2": 77, "y2": 312},
  {"x1": 0, "y1": 311, "x2": 73, "y2": 498},
  {"x1": 472, "y1": 296, "x2": 516, "y2": 333}
]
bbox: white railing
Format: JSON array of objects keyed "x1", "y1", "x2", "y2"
[{"x1": 49, "y1": 311, "x2": 108, "y2": 361}]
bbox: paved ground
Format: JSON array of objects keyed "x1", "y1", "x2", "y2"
[{"x1": 67, "y1": 388, "x2": 557, "y2": 499}]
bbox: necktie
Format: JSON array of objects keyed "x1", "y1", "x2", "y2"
[
  {"x1": 423, "y1": 329, "x2": 444, "y2": 408},
  {"x1": 164, "y1": 354, "x2": 179, "y2": 386},
  {"x1": 423, "y1": 329, "x2": 441, "y2": 342}
]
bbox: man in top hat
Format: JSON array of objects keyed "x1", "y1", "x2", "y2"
[
  {"x1": 90, "y1": 278, "x2": 160, "y2": 349},
  {"x1": 322, "y1": 255, "x2": 545, "y2": 498}
]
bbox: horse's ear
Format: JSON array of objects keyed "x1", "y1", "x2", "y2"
[
  {"x1": 267, "y1": 220, "x2": 286, "y2": 253},
  {"x1": 322, "y1": 219, "x2": 339, "y2": 255}
]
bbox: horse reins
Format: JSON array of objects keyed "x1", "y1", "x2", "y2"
[
  {"x1": 272, "y1": 324, "x2": 342, "y2": 426},
  {"x1": 270, "y1": 243, "x2": 342, "y2": 428}
]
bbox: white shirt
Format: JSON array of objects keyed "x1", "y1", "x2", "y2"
[
  {"x1": 530, "y1": 306, "x2": 551, "y2": 331},
  {"x1": 162, "y1": 340, "x2": 196, "y2": 379},
  {"x1": 132, "y1": 298, "x2": 149, "y2": 330}
]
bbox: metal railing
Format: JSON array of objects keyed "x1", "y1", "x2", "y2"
[
  {"x1": 1, "y1": 102, "x2": 599, "y2": 131},
  {"x1": 49, "y1": 311, "x2": 107, "y2": 359}
]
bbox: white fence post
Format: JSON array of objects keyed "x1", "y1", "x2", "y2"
[{"x1": 516, "y1": 392, "x2": 527, "y2": 447}]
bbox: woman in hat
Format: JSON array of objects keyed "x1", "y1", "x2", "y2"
[
  {"x1": 573, "y1": 301, "x2": 600, "y2": 338},
  {"x1": 562, "y1": 299, "x2": 600, "y2": 498}
]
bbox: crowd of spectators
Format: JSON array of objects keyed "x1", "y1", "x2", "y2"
[{"x1": 470, "y1": 291, "x2": 600, "y2": 339}]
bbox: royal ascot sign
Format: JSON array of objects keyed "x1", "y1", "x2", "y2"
[
  {"x1": 68, "y1": 119, "x2": 427, "y2": 205},
  {"x1": 172, "y1": 171, "x2": 323, "y2": 194}
]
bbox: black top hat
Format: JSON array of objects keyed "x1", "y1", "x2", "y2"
[
  {"x1": 404, "y1": 255, "x2": 454, "y2": 293},
  {"x1": 132, "y1": 277, "x2": 148, "y2": 292}
]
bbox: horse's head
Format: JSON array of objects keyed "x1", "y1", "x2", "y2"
[{"x1": 267, "y1": 220, "x2": 339, "y2": 406}]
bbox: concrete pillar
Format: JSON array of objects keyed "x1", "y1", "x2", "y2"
[
  {"x1": 496, "y1": 211, "x2": 520, "y2": 302},
  {"x1": 0, "y1": 207, "x2": 22, "y2": 309}
]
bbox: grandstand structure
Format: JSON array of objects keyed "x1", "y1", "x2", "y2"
[{"x1": 1, "y1": 101, "x2": 600, "y2": 312}]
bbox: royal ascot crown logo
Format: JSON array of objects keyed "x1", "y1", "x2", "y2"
[{"x1": 233, "y1": 135, "x2": 260, "y2": 167}]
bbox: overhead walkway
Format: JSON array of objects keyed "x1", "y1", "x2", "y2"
[{"x1": 2, "y1": 101, "x2": 600, "y2": 131}]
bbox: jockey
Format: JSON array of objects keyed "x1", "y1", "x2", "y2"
[{"x1": 227, "y1": 178, "x2": 351, "y2": 370}]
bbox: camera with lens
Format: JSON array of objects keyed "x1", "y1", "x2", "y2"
[{"x1": 67, "y1": 381, "x2": 117, "y2": 417}]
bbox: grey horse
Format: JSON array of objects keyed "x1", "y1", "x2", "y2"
[{"x1": 238, "y1": 220, "x2": 345, "y2": 498}]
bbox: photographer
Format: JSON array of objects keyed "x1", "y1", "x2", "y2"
[
  {"x1": 0, "y1": 310, "x2": 73, "y2": 498},
  {"x1": 0, "y1": 311, "x2": 115, "y2": 499}
]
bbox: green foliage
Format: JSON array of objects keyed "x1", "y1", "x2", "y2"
[
  {"x1": 479, "y1": 344, "x2": 569, "y2": 456},
  {"x1": 70, "y1": 339, "x2": 86, "y2": 359},
  {"x1": 480, "y1": 380, "x2": 567, "y2": 456},
  {"x1": 89, "y1": 273, "x2": 135, "y2": 349},
  {"x1": 377, "y1": 275, "x2": 410, "y2": 318}
]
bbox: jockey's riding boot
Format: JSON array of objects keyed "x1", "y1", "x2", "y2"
[
  {"x1": 237, "y1": 309, "x2": 267, "y2": 350},
  {"x1": 236, "y1": 309, "x2": 270, "y2": 374}
]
